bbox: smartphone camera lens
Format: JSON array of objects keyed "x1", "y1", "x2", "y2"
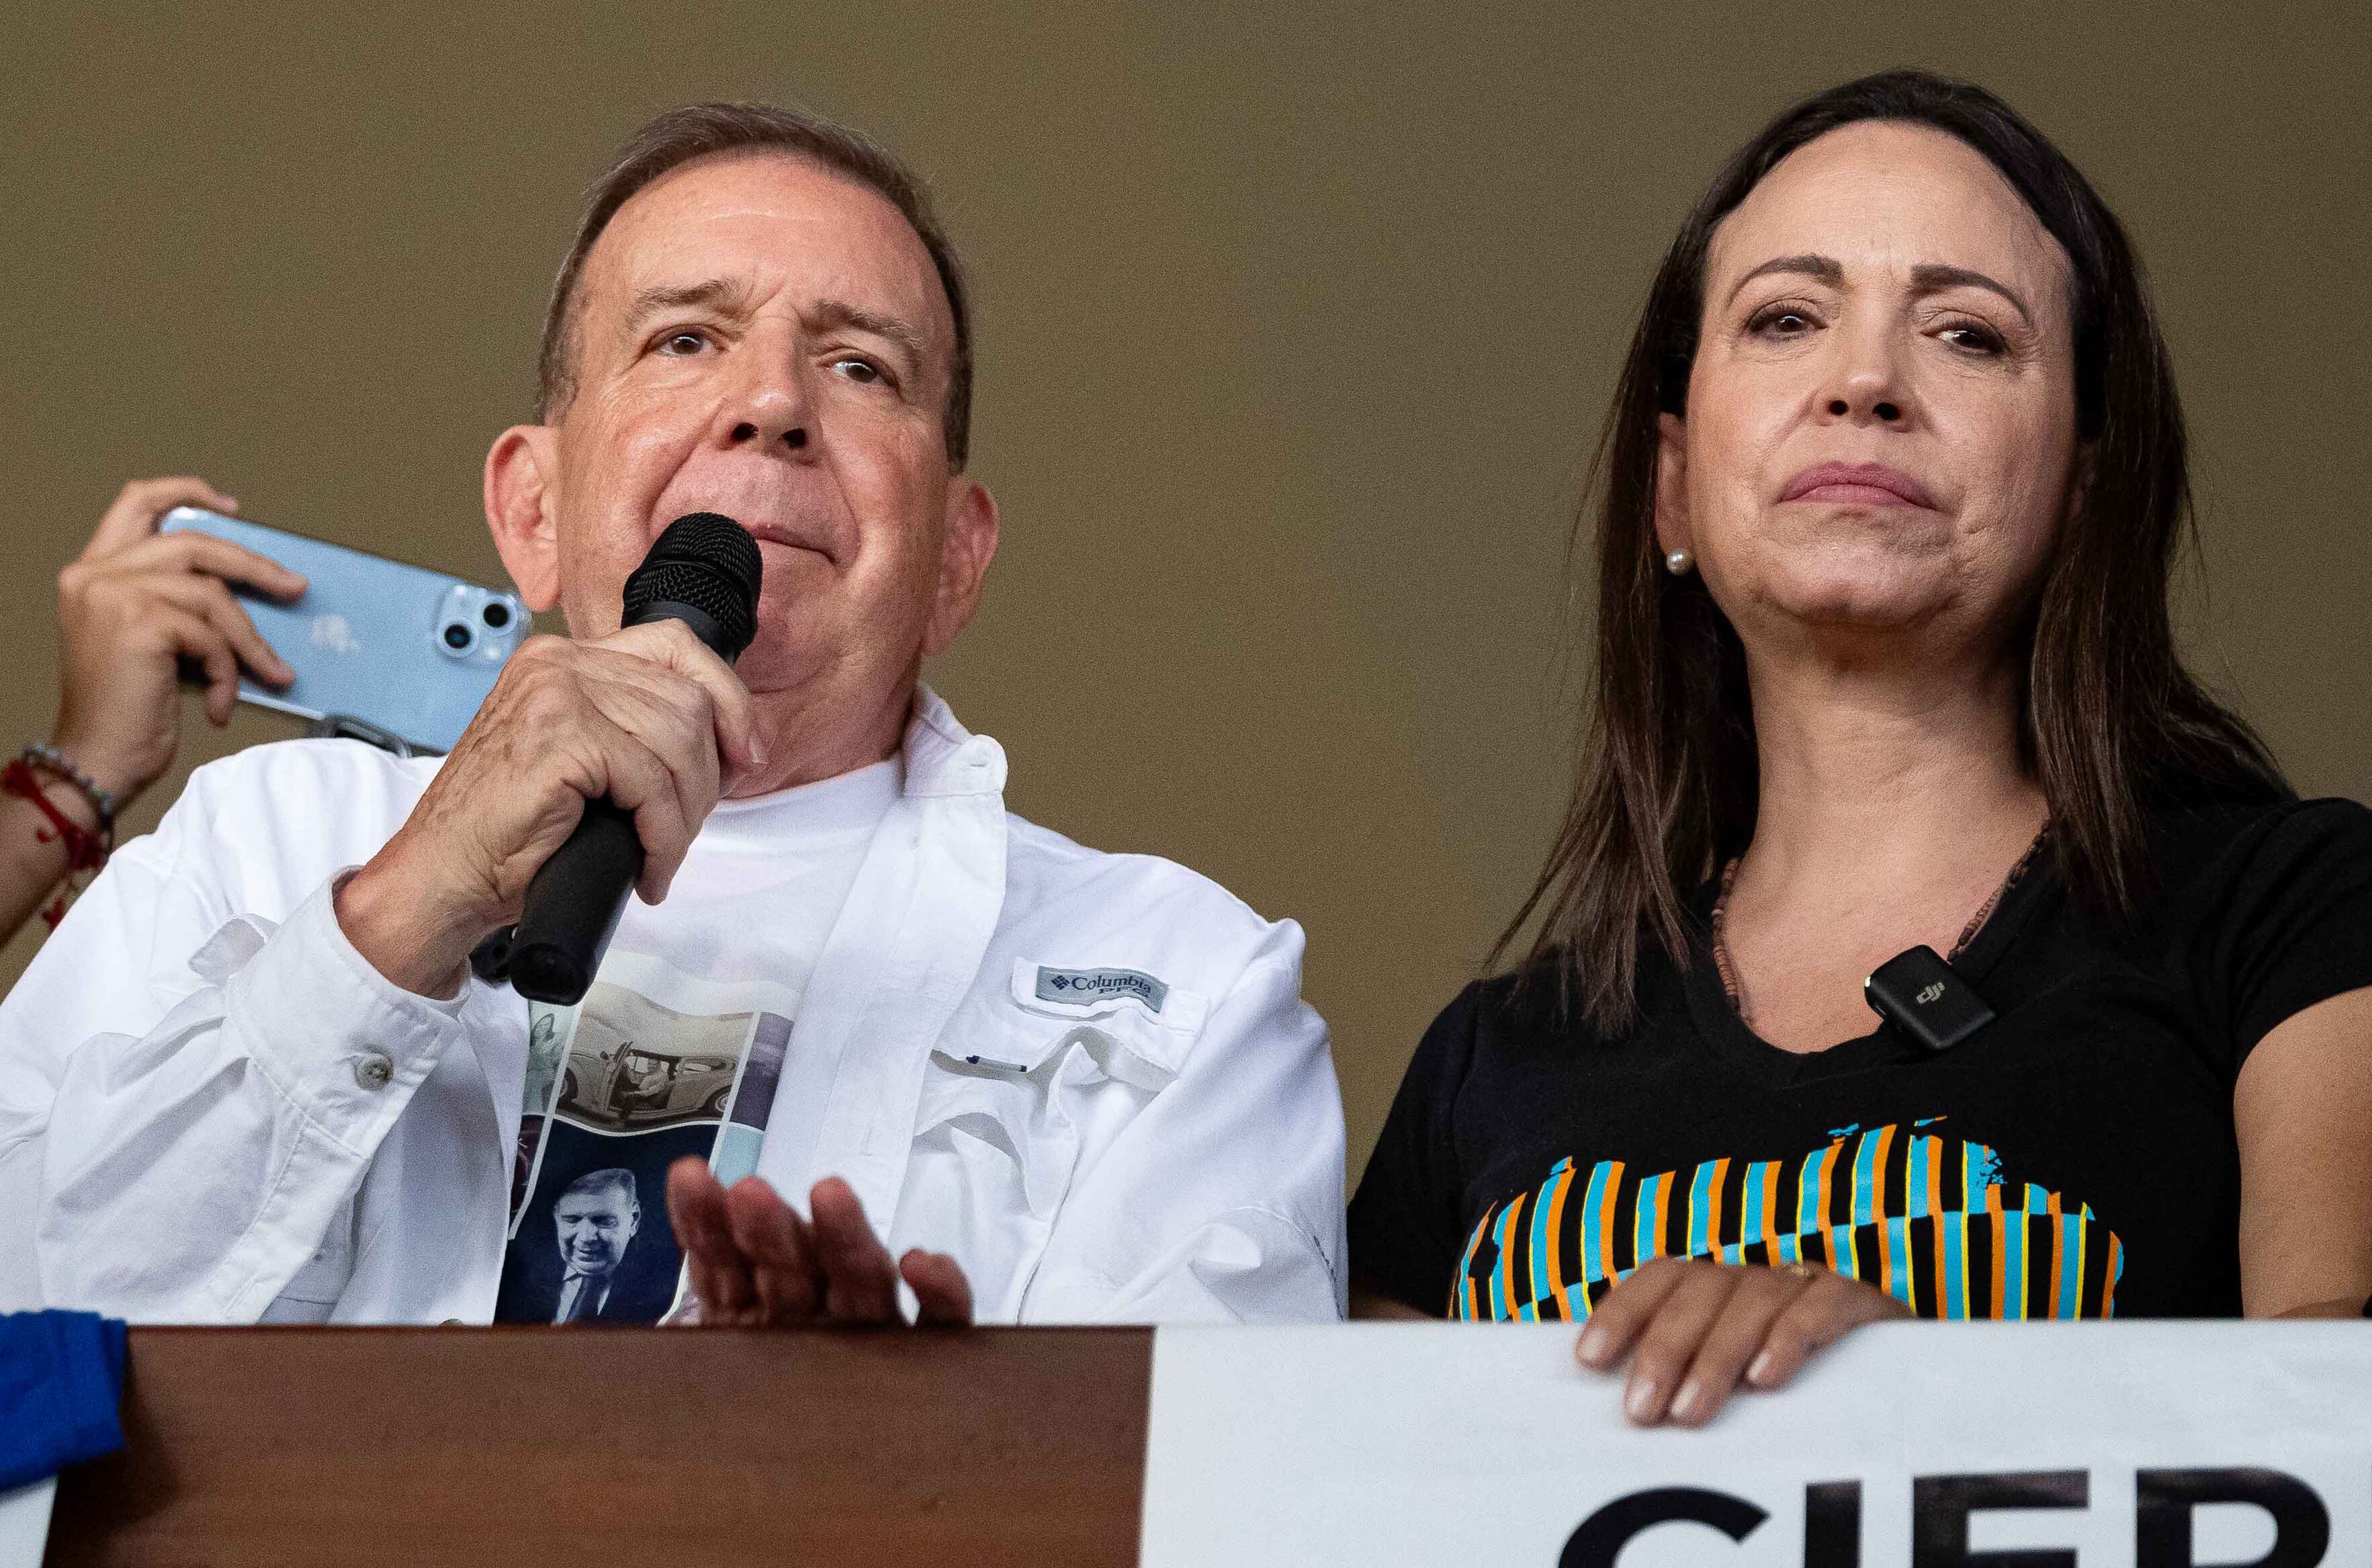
[
  {"x1": 482, "y1": 603, "x2": 512, "y2": 629},
  {"x1": 443, "y1": 622, "x2": 474, "y2": 651}
]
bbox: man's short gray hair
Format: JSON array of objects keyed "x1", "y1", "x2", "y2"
[{"x1": 536, "y1": 101, "x2": 974, "y2": 468}]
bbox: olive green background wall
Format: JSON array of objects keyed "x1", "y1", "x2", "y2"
[{"x1": 2, "y1": 3, "x2": 2365, "y2": 1181}]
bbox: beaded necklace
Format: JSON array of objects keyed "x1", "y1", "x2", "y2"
[{"x1": 1710, "y1": 825, "x2": 2048, "y2": 1030}]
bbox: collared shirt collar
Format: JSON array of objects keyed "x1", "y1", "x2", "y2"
[{"x1": 903, "y1": 684, "x2": 1008, "y2": 799}]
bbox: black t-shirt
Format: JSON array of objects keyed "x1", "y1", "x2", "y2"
[{"x1": 1349, "y1": 799, "x2": 2372, "y2": 1321}]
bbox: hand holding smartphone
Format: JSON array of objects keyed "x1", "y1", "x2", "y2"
[{"x1": 158, "y1": 509, "x2": 527, "y2": 754}]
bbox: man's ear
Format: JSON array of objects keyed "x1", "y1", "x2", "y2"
[
  {"x1": 485, "y1": 425, "x2": 563, "y2": 611},
  {"x1": 1653, "y1": 411, "x2": 1694, "y2": 561},
  {"x1": 920, "y1": 475, "x2": 1000, "y2": 659}
]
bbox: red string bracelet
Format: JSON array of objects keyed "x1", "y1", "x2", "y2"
[{"x1": 2, "y1": 758, "x2": 109, "y2": 928}]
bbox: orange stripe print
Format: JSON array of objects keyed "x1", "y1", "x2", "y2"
[
  {"x1": 1450, "y1": 1123, "x2": 2123, "y2": 1323},
  {"x1": 1497, "y1": 1191, "x2": 1527, "y2": 1316},
  {"x1": 1984, "y1": 1176, "x2": 2007, "y2": 1317},
  {"x1": 1927, "y1": 1139, "x2": 1949, "y2": 1309},
  {"x1": 2039, "y1": 1190, "x2": 2058, "y2": 1319},
  {"x1": 1869, "y1": 1124, "x2": 1897, "y2": 1299},
  {"x1": 1596, "y1": 1160, "x2": 1624, "y2": 1284},
  {"x1": 1543, "y1": 1164, "x2": 1575, "y2": 1319}
]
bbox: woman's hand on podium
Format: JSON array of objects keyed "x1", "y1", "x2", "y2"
[
  {"x1": 665, "y1": 1158, "x2": 973, "y2": 1327},
  {"x1": 1573, "y1": 1257, "x2": 1908, "y2": 1428}
]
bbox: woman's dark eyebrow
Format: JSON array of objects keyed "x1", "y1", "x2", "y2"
[
  {"x1": 1724, "y1": 256, "x2": 2035, "y2": 329},
  {"x1": 1725, "y1": 254, "x2": 1845, "y2": 306},
  {"x1": 1910, "y1": 263, "x2": 2033, "y2": 326}
]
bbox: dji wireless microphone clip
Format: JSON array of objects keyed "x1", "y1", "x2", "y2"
[
  {"x1": 486, "y1": 512, "x2": 763, "y2": 1004},
  {"x1": 1864, "y1": 945, "x2": 1996, "y2": 1053}
]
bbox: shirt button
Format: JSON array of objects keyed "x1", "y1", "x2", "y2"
[{"x1": 353, "y1": 1051, "x2": 394, "y2": 1090}]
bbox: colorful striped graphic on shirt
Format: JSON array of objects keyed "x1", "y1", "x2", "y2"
[{"x1": 1450, "y1": 1120, "x2": 2123, "y2": 1322}]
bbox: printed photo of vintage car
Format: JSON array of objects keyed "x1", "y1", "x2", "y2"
[{"x1": 549, "y1": 985, "x2": 757, "y2": 1134}]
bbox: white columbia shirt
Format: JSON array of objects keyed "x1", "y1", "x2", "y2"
[{"x1": 0, "y1": 690, "x2": 1346, "y2": 1325}]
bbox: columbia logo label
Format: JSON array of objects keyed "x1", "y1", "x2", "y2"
[
  {"x1": 1035, "y1": 965, "x2": 1169, "y2": 1014},
  {"x1": 1916, "y1": 982, "x2": 1946, "y2": 1005}
]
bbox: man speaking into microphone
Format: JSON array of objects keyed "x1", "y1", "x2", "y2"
[{"x1": 0, "y1": 103, "x2": 1345, "y2": 1327}]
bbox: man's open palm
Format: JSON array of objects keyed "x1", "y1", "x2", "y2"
[{"x1": 666, "y1": 1160, "x2": 973, "y2": 1326}]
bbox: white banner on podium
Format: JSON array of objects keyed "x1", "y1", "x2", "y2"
[
  {"x1": 0, "y1": 1478, "x2": 54, "y2": 1568},
  {"x1": 1141, "y1": 1321, "x2": 2372, "y2": 1567}
]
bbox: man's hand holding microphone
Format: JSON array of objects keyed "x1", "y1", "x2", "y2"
[
  {"x1": 335, "y1": 513, "x2": 974, "y2": 1328},
  {"x1": 334, "y1": 610, "x2": 758, "y2": 1000}
]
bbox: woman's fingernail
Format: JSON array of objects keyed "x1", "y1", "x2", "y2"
[
  {"x1": 1673, "y1": 1380, "x2": 1706, "y2": 1421},
  {"x1": 1624, "y1": 1379, "x2": 1659, "y2": 1422},
  {"x1": 1747, "y1": 1350, "x2": 1776, "y2": 1386},
  {"x1": 1575, "y1": 1325, "x2": 1608, "y2": 1366}
]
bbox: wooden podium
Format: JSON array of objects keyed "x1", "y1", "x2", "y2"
[{"x1": 46, "y1": 1325, "x2": 1154, "y2": 1567}]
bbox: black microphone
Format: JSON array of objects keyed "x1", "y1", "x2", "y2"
[
  {"x1": 495, "y1": 513, "x2": 763, "y2": 1004},
  {"x1": 1863, "y1": 945, "x2": 1995, "y2": 1053}
]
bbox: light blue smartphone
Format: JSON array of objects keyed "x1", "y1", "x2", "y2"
[{"x1": 159, "y1": 507, "x2": 528, "y2": 754}]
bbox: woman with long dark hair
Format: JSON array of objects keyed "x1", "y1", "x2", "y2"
[{"x1": 1348, "y1": 71, "x2": 2372, "y2": 1424}]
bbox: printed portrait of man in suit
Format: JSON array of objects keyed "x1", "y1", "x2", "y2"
[{"x1": 551, "y1": 1168, "x2": 640, "y2": 1323}]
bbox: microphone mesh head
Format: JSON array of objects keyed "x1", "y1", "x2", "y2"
[{"x1": 621, "y1": 512, "x2": 764, "y2": 659}]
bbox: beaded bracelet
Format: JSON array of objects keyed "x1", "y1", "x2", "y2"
[
  {"x1": 1, "y1": 756, "x2": 109, "y2": 928},
  {"x1": 21, "y1": 742, "x2": 115, "y2": 842}
]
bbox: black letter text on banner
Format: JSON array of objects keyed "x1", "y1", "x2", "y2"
[
  {"x1": 2136, "y1": 1468, "x2": 2329, "y2": 1568},
  {"x1": 1805, "y1": 1480, "x2": 1863, "y2": 1568},
  {"x1": 1913, "y1": 1470, "x2": 2090, "y2": 1568},
  {"x1": 1558, "y1": 1487, "x2": 1767, "y2": 1567}
]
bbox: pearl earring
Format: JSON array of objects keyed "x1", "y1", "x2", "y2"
[{"x1": 1665, "y1": 548, "x2": 1694, "y2": 576}]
